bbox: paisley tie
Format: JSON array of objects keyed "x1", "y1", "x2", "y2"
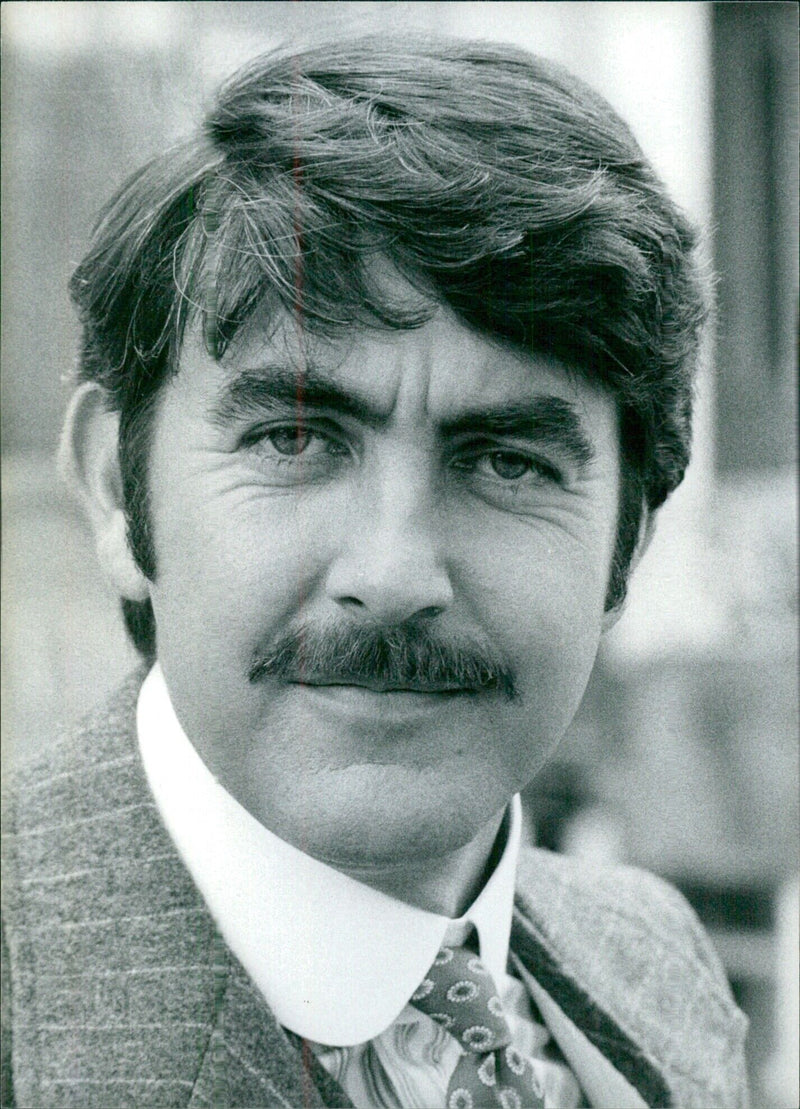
[{"x1": 410, "y1": 944, "x2": 547, "y2": 1109}]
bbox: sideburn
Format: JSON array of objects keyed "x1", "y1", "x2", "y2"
[
  {"x1": 118, "y1": 391, "x2": 161, "y2": 661},
  {"x1": 605, "y1": 451, "x2": 646, "y2": 612}
]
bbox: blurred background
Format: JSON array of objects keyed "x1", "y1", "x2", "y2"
[{"x1": 1, "y1": 2, "x2": 797, "y2": 1104}]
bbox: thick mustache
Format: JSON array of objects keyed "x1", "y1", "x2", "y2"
[{"x1": 248, "y1": 621, "x2": 517, "y2": 700}]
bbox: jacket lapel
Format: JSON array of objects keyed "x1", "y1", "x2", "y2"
[{"x1": 509, "y1": 921, "x2": 658, "y2": 1108}]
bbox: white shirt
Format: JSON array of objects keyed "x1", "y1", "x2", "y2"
[{"x1": 137, "y1": 664, "x2": 643, "y2": 1108}]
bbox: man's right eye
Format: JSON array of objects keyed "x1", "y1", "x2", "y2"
[
  {"x1": 267, "y1": 426, "x2": 314, "y2": 456},
  {"x1": 240, "y1": 423, "x2": 352, "y2": 483}
]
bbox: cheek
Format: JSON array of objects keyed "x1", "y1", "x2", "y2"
[
  {"x1": 149, "y1": 478, "x2": 343, "y2": 664},
  {"x1": 466, "y1": 529, "x2": 610, "y2": 715},
  {"x1": 148, "y1": 487, "x2": 335, "y2": 757}
]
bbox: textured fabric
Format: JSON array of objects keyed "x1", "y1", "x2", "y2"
[
  {"x1": 2, "y1": 670, "x2": 749, "y2": 1108},
  {"x1": 510, "y1": 858, "x2": 749, "y2": 1108}
]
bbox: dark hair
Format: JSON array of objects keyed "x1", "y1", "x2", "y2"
[{"x1": 69, "y1": 35, "x2": 708, "y2": 660}]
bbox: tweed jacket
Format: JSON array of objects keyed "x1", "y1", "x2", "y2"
[{"x1": 2, "y1": 671, "x2": 748, "y2": 1109}]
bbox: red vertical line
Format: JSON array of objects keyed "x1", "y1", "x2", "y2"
[
  {"x1": 290, "y1": 56, "x2": 312, "y2": 882},
  {"x1": 301, "y1": 1036, "x2": 316, "y2": 1109}
]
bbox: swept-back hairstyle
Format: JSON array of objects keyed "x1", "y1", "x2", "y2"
[{"x1": 70, "y1": 35, "x2": 708, "y2": 659}]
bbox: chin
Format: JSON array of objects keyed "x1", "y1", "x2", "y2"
[{"x1": 270, "y1": 767, "x2": 509, "y2": 871}]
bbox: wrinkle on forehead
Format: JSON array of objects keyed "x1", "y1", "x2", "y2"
[{"x1": 220, "y1": 314, "x2": 597, "y2": 422}]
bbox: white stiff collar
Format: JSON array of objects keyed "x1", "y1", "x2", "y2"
[{"x1": 137, "y1": 663, "x2": 521, "y2": 1046}]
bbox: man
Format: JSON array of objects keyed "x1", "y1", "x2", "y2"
[{"x1": 2, "y1": 36, "x2": 747, "y2": 1109}]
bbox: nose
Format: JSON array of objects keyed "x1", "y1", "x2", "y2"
[{"x1": 324, "y1": 463, "x2": 454, "y2": 624}]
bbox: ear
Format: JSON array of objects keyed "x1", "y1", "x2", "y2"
[
  {"x1": 601, "y1": 510, "x2": 657, "y2": 632},
  {"x1": 59, "y1": 382, "x2": 150, "y2": 602}
]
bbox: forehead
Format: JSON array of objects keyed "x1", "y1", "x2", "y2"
[{"x1": 190, "y1": 303, "x2": 616, "y2": 435}]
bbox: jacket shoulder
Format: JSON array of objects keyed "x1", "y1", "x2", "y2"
[
  {"x1": 515, "y1": 846, "x2": 732, "y2": 983},
  {"x1": 1, "y1": 668, "x2": 219, "y2": 1109},
  {"x1": 2, "y1": 664, "x2": 193, "y2": 911},
  {"x1": 514, "y1": 847, "x2": 749, "y2": 1108},
  {"x1": 3, "y1": 668, "x2": 151, "y2": 880}
]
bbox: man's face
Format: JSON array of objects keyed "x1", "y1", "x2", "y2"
[{"x1": 146, "y1": 296, "x2": 620, "y2": 870}]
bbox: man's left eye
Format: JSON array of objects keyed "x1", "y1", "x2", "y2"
[
  {"x1": 467, "y1": 449, "x2": 562, "y2": 484},
  {"x1": 486, "y1": 451, "x2": 535, "y2": 480}
]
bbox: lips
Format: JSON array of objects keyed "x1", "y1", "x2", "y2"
[
  {"x1": 287, "y1": 681, "x2": 476, "y2": 726},
  {"x1": 292, "y1": 678, "x2": 473, "y2": 695}
]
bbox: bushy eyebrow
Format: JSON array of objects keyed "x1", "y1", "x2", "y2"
[
  {"x1": 210, "y1": 364, "x2": 596, "y2": 469},
  {"x1": 441, "y1": 399, "x2": 596, "y2": 468},
  {"x1": 209, "y1": 364, "x2": 388, "y2": 430}
]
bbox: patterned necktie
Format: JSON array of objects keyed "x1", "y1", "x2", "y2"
[{"x1": 410, "y1": 945, "x2": 547, "y2": 1109}]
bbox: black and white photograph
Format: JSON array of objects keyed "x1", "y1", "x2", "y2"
[{"x1": 2, "y1": 3, "x2": 797, "y2": 1107}]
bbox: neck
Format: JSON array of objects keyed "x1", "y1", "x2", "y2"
[{"x1": 336, "y1": 808, "x2": 508, "y2": 917}]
